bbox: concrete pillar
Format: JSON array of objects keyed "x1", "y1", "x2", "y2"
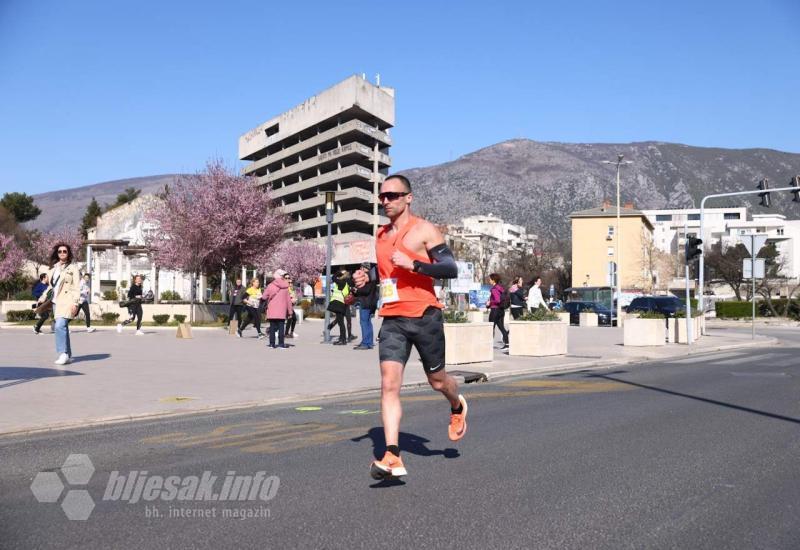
[
  {"x1": 115, "y1": 248, "x2": 123, "y2": 294},
  {"x1": 150, "y1": 261, "x2": 157, "y2": 301},
  {"x1": 199, "y1": 274, "x2": 207, "y2": 303},
  {"x1": 153, "y1": 264, "x2": 160, "y2": 303},
  {"x1": 221, "y1": 269, "x2": 227, "y2": 302},
  {"x1": 91, "y1": 251, "x2": 101, "y2": 301},
  {"x1": 125, "y1": 256, "x2": 132, "y2": 285},
  {"x1": 241, "y1": 266, "x2": 247, "y2": 284}
]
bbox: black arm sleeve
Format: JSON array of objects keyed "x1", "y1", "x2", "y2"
[{"x1": 413, "y1": 244, "x2": 458, "y2": 279}]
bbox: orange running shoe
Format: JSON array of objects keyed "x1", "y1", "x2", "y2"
[
  {"x1": 448, "y1": 394, "x2": 468, "y2": 441},
  {"x1": 370, "y1": 451, "x2": 407, "y2": 480}
]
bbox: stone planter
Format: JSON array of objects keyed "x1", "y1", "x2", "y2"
[
  {"x1": 508, "y1": 320, "x2": 568, "y2": 356},
  {"x1": 669, "y1": 317, "x2": 702, "y2": 343},
  {"x1": 623, "y1": 317, "x2": 665, "y2": 346},
  {"x1": 444, "y1": 322, "x2": 493, "y2": 364},
  {"x1": 467, "y1": 311, "x2": 486, "y2": 323},
  {"x1": 579, "y1": 312, "x2": 598, "y2": 327},
  {"x1": 557, "y1": 312, "x2": 571, "y2": 325}
]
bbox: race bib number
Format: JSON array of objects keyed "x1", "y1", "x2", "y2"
[{"x1": 379, "y1": 278, "x2": 399, "y2": 305}]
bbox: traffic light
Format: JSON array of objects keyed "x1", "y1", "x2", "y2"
[
  {"x1": 791, "y1": 176, "x2": 800, "y2": 203},
  {"x1": 685, "y1": 236, "x2": 703, "y2": 263},
  {"x1": 757, "y1": 178, "x2": 771, "y2": 207}
]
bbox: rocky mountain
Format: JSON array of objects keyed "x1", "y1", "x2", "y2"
[
  {"x1": 405, "y1": 140, "x2": 800, "y2": 241},
  {"x1": 25, "y1": 140, "x2": 800, "y2": 240},
  {"x1": 27, "y1": 175, "x2": 183, "y2": 233}
]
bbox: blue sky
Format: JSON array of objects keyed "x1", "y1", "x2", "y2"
[{"x1": 1, "y1": 0, "x2": 798, "y2": 195}]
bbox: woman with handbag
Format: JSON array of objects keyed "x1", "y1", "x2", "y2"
[
  {"x1": 48, "y1": 243, "x2": 82, "y2": 366},
  {"x1": 117, "y1": 274, "x2": 145, "y2": 335}
]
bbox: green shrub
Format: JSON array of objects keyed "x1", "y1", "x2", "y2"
[
  {"x1": 217, "y1": 313, "x2": 229, "y2": 324},
  {"x1": 715, "y1": 301, "x2": 754, "y2": 318},
  {"x1": 152, "y1": 314, "x2": 170, "y2": 325},
  {"x1": 14, "y1": 291, "x2": 35, "y2": 300},
  {"x1": 101, "y1": 312, "x2": 120, "y2": 323},
  {"x1": 636, "y1": 311, "x2": 665, "y2": 319},
  {"x1": 211, "y1": 292, "x2": 222, "y2": 301},
  {"x1": 160, "y1": 290, "x2": 181, "y2": 301},
  {"x1": 443, "y1": 310, "x2": 469, "y2": 323},
  {"x1": 7, "y1": 309, "x2": 36, "y2": 322},
  {"x1": 173, "y1": 314, "x2": 187, "y2": 324},
  {"x1": 103, "y1": 290, "x2": 118, "y2": 301},
  {"x1": 518, "y1": 307, "x2": 560, "y2": 322}
]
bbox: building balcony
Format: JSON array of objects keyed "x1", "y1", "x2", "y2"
[
  {"x1": 267, "y1": 165, "x2": 381, "y2": 201},
  {"x1": 286, "y1": 208, "x2": 387, "y2": 233},
  {"x1": 242, "y1": 120, "x2": 391, "y2": 176}
]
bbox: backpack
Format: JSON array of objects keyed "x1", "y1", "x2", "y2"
[{"x1": 500, "y1": 288, "x2": 511, "y2": 309}]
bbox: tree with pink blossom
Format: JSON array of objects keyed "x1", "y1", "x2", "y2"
[
  {"x1": 0, "y1": 233, "x2": 26, "y2": 282},
  {"x1": 144, "y1": 160, "x2": 288, "y2": 322},
  {"x1": 260, "y1": 239, "x2": 325, "y2": 286},
  {"x1": 30, "y1": 226, "x2": 84, "y2": 273}
]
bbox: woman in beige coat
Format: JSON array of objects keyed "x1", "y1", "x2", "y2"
[{"x1": 48, "y1": 243, "x2": 82, "y2": 365}]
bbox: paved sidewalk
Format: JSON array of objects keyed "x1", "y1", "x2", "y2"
[{"x1": 0, "y1": 319, "x2": 776, "y2": 436}]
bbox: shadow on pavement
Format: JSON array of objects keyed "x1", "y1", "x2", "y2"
[
  {"x1": 71, "y1": 353, "x2": 111, "y2": 363},
  {"x1": 351, "y1": 427, "x2": 461, "y2": 460},
  {"x1": 588, "y1": 373, "x2": 800, "y2": 425},
  {"x1": 0, "y1": 366, "x2": 83, "y2": 389}
]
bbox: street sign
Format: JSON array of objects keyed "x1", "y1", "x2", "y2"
[
  {"x1": 450, "y1": 261, "x2": 475, "y2": 293},
  {"x1": 743, "y1": 258, "x2": 765, "y2": 279},
  {"x1": 742, "y1": 234, "x2": 767, "y2": 257}
]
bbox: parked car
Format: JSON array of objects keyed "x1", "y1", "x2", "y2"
[
  {"x1": 563, "y1": 301, "x2": 616, "y2": 326},
  {"x1": 625, "y1": 296, "x2": 686, "y2": 318}
]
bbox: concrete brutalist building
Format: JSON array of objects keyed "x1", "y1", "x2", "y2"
[{"x1": 238, "y1": 75, "x2": 394, "y2": 265}]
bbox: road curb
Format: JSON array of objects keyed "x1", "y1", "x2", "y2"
[{"x1": 0, "y1": 336, "x2": 778, "y2": 439}]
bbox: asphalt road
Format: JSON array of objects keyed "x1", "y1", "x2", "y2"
[{"x1": 1, "y1": 326, "x2": 799, "y2": 549}]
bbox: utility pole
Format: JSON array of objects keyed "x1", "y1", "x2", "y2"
[{"x1": 602, "y1": 154, "x2": 633, "y2": 323}]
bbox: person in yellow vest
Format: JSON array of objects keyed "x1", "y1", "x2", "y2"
[
  {"x1": 326, "y1": 270, "x2": 351, "y2": 345},
  {"x1": 237, "y1": 278, "x2": 265, "y2": 339}
]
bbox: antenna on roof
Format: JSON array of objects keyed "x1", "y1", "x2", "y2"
[{"x1": 375, "y1": 73, "x2": 381, "y2": 87}]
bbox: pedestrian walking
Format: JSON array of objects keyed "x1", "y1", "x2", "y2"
[
  {"x1": 526, "y1": 275, "x2": 550, "y2": 312},
  {"x1": 284, "y1": 275, "x2": 298, "y2": 339},
  {"x1": 228, "y1": 278, "x2": 244, "y2": 327},
  {"x1": 32, "y1": 273, "x2": 52, "y2": 335},
  {"x1": 487, "y1": 273, "x2": 509, "y2": 349},
  {"x1": 48, "y1": 243, "x2": 82, "y2": 366},
  {"x1": 118, "y1": 274, "x2": 145, "y2": 335},
  {"x1": 509, "y1": 276, "x2": 526, "y2": 320},
  {"x1": 263, "y1": 269, "x2": 294, "y2": 349},
  {"x1": 353, "y1": 262, "x2": 378, "y2": 350},
  {"x1": 237, "y1": 278, "x2": 265, "y2": 338},
  {"x1": 353, "y1": 174, "x2": 466, "y2": 480},
  {"x1": 78, "y1": 273, "x2": 96, "y2": 332},
  {"x1": 326, "y1": 270, "x2": 351, "y2": 345},
  {"x1": 344, "y1": 272, "x2": 357, "y2": 342}
]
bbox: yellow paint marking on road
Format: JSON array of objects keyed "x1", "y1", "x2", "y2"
[
  {"x1": 140, "y1": 420, "x2": 284, "y2": 446},
  {"x1": 239, "y1": 427, "x2": 367, "y2": 454},
  {"x1": 347, "y1": 379, "x2": 633, "y2": 405},
  {"x1": 295, "y1": 406, "x2": 323, "y2": 411},
  {"x1": 159, "y1": 396, "x2": 199, "y2": 403},
  {"x1": 199, "y1": 423, "x2": 340, "y2": 450}
]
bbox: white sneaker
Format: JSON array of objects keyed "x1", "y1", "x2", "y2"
[
  {"x1": 116, "y1": 323, "x2": 122, "y2": 333},
  {"x1": 135, "y1": 330, "x2": 144, "y2": 336},
  {"x1": 87, "y1": 327, "x2": 96, "y2": 333},
  {"x1": 54, "y1": 353, "x2": 71, "y2": 366}
]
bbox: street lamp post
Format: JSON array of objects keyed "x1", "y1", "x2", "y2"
[
  {"x1": 322, "y1": 191, "x2": 335, "y2": 343},
  {"x1": 602, "y1": 154, "x2": 633, "y2": 324}
]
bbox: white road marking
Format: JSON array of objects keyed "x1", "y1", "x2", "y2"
[{"x1": 668, "y1": 352, "x2": 744, "y2": 364}]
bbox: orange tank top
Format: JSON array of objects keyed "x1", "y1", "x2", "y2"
[{"x1": 376, "y1": 216, "x2": 443, "y2": 318}]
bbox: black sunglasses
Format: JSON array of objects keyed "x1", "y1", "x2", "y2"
[
  {"x1": 57, "y1": 249, "x2": 69, "y2": 253},
  {"x1": 378, "y1": 191, "x2": 410, "y2": 203}
]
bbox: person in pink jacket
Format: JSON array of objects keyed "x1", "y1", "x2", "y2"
[{"x1": 262, "y1": 269, "x2": 294, "y2": 349}]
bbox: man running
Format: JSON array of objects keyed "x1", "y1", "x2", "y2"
[{"x1": 353, "y1": 174, "x2": 467, "y2": 480}]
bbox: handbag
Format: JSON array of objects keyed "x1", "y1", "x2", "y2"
[
  {"x1": 34, "y1": 289, "x2": 53, "y2": 315},
  {"x1": 344, "y1": 293, "x2": 355, "y2": 306}
]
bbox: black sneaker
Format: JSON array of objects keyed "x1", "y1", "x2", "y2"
[{"x1": 333, "y1": 340, "x2": 347, "y2": 346}]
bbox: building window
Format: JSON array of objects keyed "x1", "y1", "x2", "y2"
[
  {"x1": 607, "y1": 225, "x2": 615, "y2": 239},
  {"x1": 724, "y1": 212, "x2": 740, "y2": 220},
  {"x1": 688, "y1": 213, "x2": 700, "y2": 221},
  {"x1": 739, "y1": 230, "x2": 746, "y2": 235},
  {"x1": 265, "y1": 123, "x2": 279, "y2": 137},
  {"x1": 777, "y1": 228, "x2": 784, "y2": 235},
  {"x1": 655, "y1": 214, "x2": 672, "y2": 222},
  {"x1": 607, "y1": 247, "x2": 614, "y2": 257}
]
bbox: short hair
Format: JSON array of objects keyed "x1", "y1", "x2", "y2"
[
  {"x1": 39, "y1": 273, "x2": 48, "y2": 281},
  {"x1": 384, "y1": 174, "x2": 412, "y2": 193}
]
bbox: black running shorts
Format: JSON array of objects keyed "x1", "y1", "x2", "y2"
[{"x1": 379, "y1": 306, "x2": 446, "y2": 374}]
